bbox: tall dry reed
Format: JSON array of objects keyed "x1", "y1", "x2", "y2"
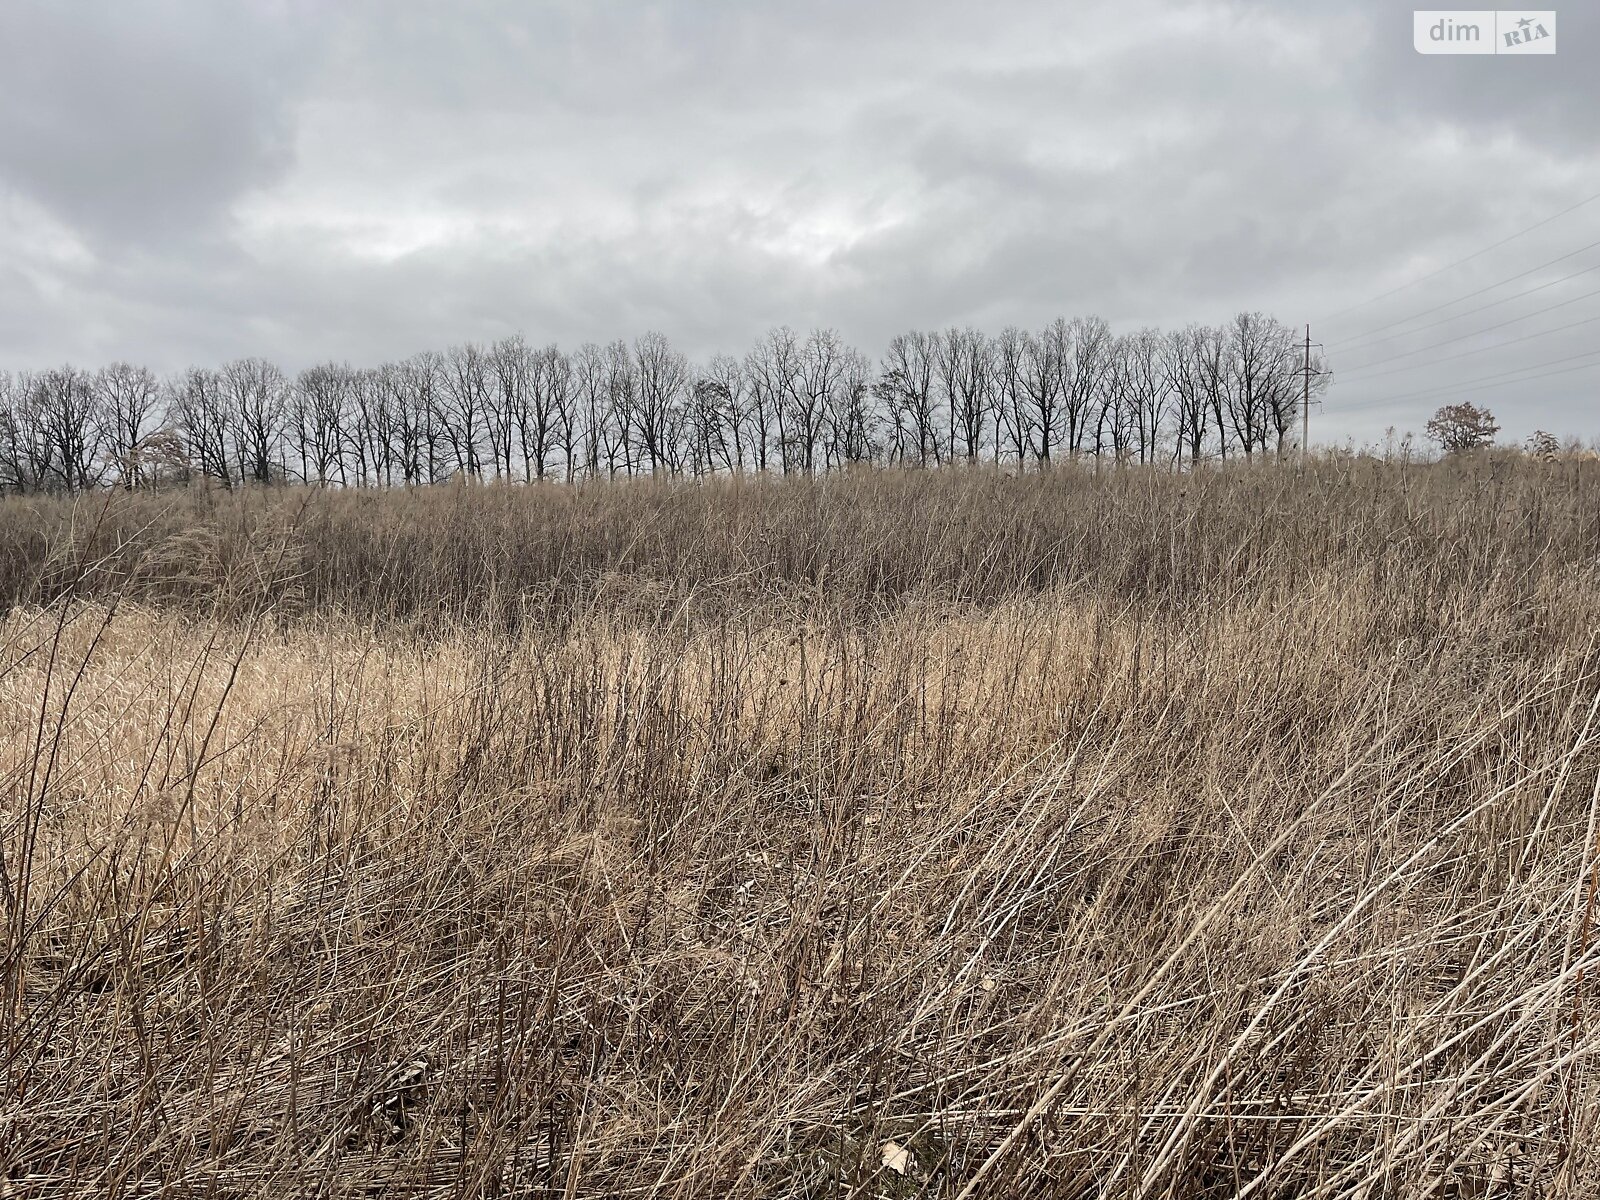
[{"x1": 3, "y1": 457, "x2": 1599, "y2": 1196}]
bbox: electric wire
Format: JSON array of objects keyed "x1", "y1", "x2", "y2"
[
  {"x1": 1332, "y1": 312, "x2": 1600, "y2": 386},
  {"x1": 1319, "y1": 188, "x2": 1600, "y2": 322},
  {"x1": 1340, "y1": 359, "x2": 1600, "y2": 414},
  {"x1": 1337, "y1": 285, "x2": 1600, "y2": 377},
  {"x1": 1329, "y1": 241, "x2": 1600, "y2": 350},
  {"x1": 1338, "y1": 347, "x2": 1600, "y2": 408}
]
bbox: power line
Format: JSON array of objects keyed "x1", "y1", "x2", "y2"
[
  {"x1": 1328, "y1": 237, "x2": 1600, "y2": 349},
  {"x1": 1319, "y1": 188, "x2": 1600, "y2": 323},
  {"x1": 1341, "y1": 359, "x2": 1600, "y2": 414},
  {"x1": 1339, "y1": 347, "x2": 1600, "y2": 409},
  {"x1": 1337, "y1": 284, "x2": 1600, "y2": 377},
  {"x1": 1334, "y1": 259, "x2": 1600, "y2": 353},
  {"x1": 1331, "y1": 312, "x2": 1600, "y2": 385}
]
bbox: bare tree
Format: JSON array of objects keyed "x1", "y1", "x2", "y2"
[
  {"x1": 292, "y1": 363, "x2": 350, "y2": 485},
  {"x1": 633, "y1": 331, "x2": 689, "y2": 475},
  {"x1": 1225, "y1": 312, "x2": 1294, "y2": 457},
  {"x1": 686, "y1": 373, "x2": 718, "y2": 477},
  {"x1": 339, "y1": 368, "x2": 384, "y2": 486},
  {"x1": 1093, "y1": 338, "x2": 1135, "y2": 464},
  {"x1": 604, "y1": 339, "x2": 638, "y2": 476},
  {"x1": 1051, "y1": 316, "x2": 1114, "y2": 457},
  {"x1": 744, "y1": 328, "x2": 801, "y2": 473},
  {"x1": 95, "y1": 363, "x2": 161, "y2": 488},
  {"x1": 0, "y1": 371, "x2": 55, "y2": 492},
  {"x1": 939, "y1": 327, "x2": 994, "y2": 461},
  {"x1": 993, "y1": 327, "x2": 1033, "y2": 465},
  {"x1": 0, "y1": 371, "x2": 21, "y2": 490},
  {"x1": 33, "y1": 367, "x2": 105, "y2": 490},
  {"x1": 1193, "y1": 325, "x2": 1230, "y2": 461},
  {"x1": 542, "y1": 345, "x2": 575, "y2": 482},
  {"x1": 439, "y1": 343, "x2": 489, "y2": 479},
  {"x1": 171, "y1": 367, "x2": 231, "y2": 485},
  {"x1": 401, "y1": 352, "x2": 446, "y2": 484},
  {"x1": 490, "y1": 335, "x2": 533, "y2": 480},
  {"x1": 353, "y1": 366, "x2": 401, "y2": 487},
  {"x1": 573, "y1": 342, "x2": 607, "y2": 478},
  {"x1": 379, "y1": 360, "x2": 427, "y2": 486},
  {"x1": 1, "y1": 308, "x2": 1326, "y2": 491},
  {"x1": 872, "y1": 373, "x2": 911, "y2": 465},
  {"x1": 827, "y1": 348, "x2": 875, "y2": 466},
  {"x1": 220, "y1": 358, "x2": 287, "y2": 484},
  {"x1": 792, "y1": 328, "x2": 848, "y2": 473},
  {"x1": 880, "y1": 331, "x2": 940, "y2": 466},
  {"x1": 1163, "y1": 327, "x2": 1209, "y2": 467},
  {"x1": 1119, "y1": 328, "x2": 1170, "y2": 464},
  {"x1": 1260, "y1": 326, "x2": 1324, "y2": 456},
  {"x1": 1019, "y1": 331, "x2": 1058, "y2": 464},
  {"x1": 700, "y1": 353, "x2": 748, "y2": 472}
]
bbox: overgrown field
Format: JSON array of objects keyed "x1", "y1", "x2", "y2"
[{"x1": 4, "y1": 458, "x2": 1600, "y2": 1197}]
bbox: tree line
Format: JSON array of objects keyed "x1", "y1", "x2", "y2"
[{"x1": 0, "y1": 313, "x2": 1324, "y2": 492}]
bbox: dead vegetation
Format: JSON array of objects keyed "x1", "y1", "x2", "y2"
[{"x1": 3, "y1": 457, "x2": 1600, "y2": 1197}]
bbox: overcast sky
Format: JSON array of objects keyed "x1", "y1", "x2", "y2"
[{"x1": 1, "y1": 0, "x2": 1596, "y2": 445}]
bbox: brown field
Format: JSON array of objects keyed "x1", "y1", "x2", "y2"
[{"x1": 4, "y1": 456, "x2": 1600, "y2": 1197}]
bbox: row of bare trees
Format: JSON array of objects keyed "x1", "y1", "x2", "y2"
[{"x1": 0, "y1": 315, "x2": 1321, "y2": 492}]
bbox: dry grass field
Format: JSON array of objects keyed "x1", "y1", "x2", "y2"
[{"x1": 4, "y1": 456, "x2": 1600, "y2": 1197}]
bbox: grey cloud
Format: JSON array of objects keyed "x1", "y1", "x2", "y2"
[
  {"x1": 1332, "y1": 1, "x2": 1600, "y2": 154},
  {"x1": 0, "y1": 1, "x2": 318, "y2": 244},
  {"x1": 0, "y1": 0, "x2": 1597, "y2": 446}
]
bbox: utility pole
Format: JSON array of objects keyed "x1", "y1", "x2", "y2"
[{"x1": 1302, "y1": 324, "x2": 1312, "y2": 467}]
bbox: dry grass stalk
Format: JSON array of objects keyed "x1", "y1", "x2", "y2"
[{"x1": 2, "y1": 457, "x2": 1599, "y2": 1196}]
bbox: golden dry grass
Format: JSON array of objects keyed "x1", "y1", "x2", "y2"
[{"x1": 3, "y1": 457, "x2": 1600, "y2": 1196}]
